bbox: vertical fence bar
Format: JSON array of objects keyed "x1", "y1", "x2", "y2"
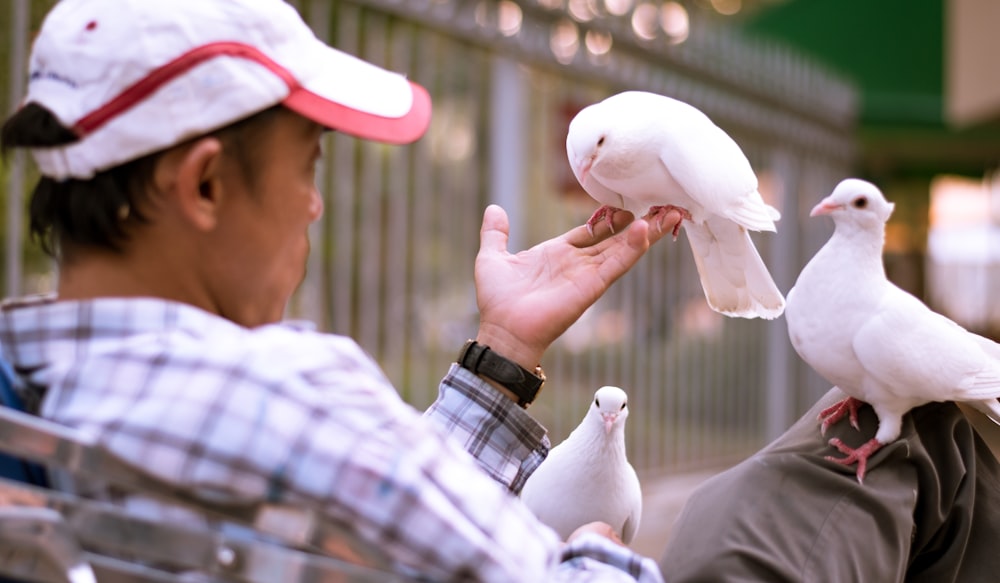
[
  {"x1": 328, "y1": 3, "x2": 361, "y2": 338},
  {"x1": 6, "y1": 0, "x2": 29, "y2": 297},
  {"x1": 297, "y1": 0, "x2": 334, "y2": 327},
  {"x1": 764, "y1": 148, "x2": 801, "y2": 440},
  {"x1": 489, "y1": 55, "x2": 526, "y2": 251}
]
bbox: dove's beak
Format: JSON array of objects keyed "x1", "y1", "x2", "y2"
[
  {"x1": 601, "y1": 412, "x2": 618, "y2": 434},
  {"x1": 579, "y1": 155, "x2": 595, "y2": 184},
  {"x1": 810, "y1": 198, "x2": 843, "y2": 217}
]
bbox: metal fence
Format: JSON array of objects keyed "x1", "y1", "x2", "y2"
[{"x1": 2, "y1": 0, "x2": 858, "y2": 477}]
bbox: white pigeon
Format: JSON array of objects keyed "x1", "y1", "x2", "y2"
[
  {"x1": 566, "y1": 90, "x2": 785, "y2": 320},
  {"x1": 785, "y1": 178, "x2": 1000, "y2": 483},
  {"x1": 520, "y1": 386, "x2": 643, "y2": 544}
]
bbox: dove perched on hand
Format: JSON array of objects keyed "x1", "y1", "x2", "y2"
[
  {"x1": 785, "y1": 178, "x2": 1000, "y2": 483},
  {"x1": 566, "y1": 90, "x2": 785, "y2": 319},
  {"x1": 520, "y1": 386, "x2": 643, "y2": 544}
]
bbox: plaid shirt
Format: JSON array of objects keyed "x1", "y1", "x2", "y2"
[{"x1": 0, "y1": 295, "x2": 663, "y2": 582}]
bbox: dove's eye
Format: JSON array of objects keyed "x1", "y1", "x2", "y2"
[
  {"x1": 853, "y1": 197, "x2": 868, "y2": 209},
  {"x1": 595, "y1": 397, "x2": 601, "y2": 407},
  {"x1": 620, "y1": 402, "x2": 626, "y2": 410},
  {"x1": 597, "y1": 136, "x2": 605, "y2": 147}
]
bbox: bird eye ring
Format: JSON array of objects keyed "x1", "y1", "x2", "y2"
[{"x1": 853, "y1": 197, "x2": 867, "y2": 208}]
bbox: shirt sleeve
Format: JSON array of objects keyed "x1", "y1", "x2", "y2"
[{"x1": 423, "y1": 364, "x2": 549, "y2": 492}]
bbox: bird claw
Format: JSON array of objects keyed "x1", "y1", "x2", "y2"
[
  {"x1": 586, "y1": 205, "x2": 619, "y2": 237},
  {"x1": 826, "y1": 437, "x2": 882, "y2": 484},
  {"x1": 644, "y1": 205, "x2": 691, "y2": 240},
  {"x1": 818, "y1": 397, "x2": 865, "y2": 434}
]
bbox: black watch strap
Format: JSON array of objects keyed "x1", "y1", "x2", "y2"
[{"x1": 457, "y1": 340, "x2": 545, "y2": 407}]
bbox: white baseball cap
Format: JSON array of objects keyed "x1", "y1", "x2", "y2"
[{"x1": 23, "y1": 0, "x2": 433, "y2": 180}]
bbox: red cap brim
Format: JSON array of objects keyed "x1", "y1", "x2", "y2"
[{"x1": 284, "y1": 81, "x2": 431, "y2": 145}]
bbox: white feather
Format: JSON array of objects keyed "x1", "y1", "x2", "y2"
[
  {"x1": 567, "y1": 90, "x2": 785, "y2": 319},
  {"x1": 786, "y1": 178, "x2": 1000, "y2": 452},
  {"x1": 520, "y1": 386, "x2": 643, "y2": 544}
]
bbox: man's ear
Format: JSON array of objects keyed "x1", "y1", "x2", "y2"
[{"x1": 161, "y1": 137, "x2": 227, "y2": 232}]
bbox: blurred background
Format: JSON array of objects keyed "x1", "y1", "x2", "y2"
[{"x1": 2, "y1": 0, "x2": 999, "y2": 485}]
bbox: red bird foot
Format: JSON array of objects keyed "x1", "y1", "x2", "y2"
[
  {"x1": 827, "y1": 437, "x2": 883, "y2": 484},
  {"x1": 818, "y1": 396, "x2": 865, "y2": 435},
  {"x1": 644, "y1": 205, "x2": 692, "y2": 240},
  {"x1": 586, "y1": 205, "x2": 623, "y2": 236}
]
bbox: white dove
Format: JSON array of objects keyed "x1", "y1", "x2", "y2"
[
  {"x1": 520, "y1": 386, "x2": 643, "y2": 544},
  {"x1": 785, "y1": 178, "x2": 1000, "y2": 483},
  {"x1": 566, "y1": 90, "x2": 785, "y2": 319}
]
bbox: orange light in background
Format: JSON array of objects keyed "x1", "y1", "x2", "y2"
[
  {"x1": 755, "y1": 169, "x2": 783, "y2": 212},
  {"x1": 929, "y1": 174, "x2": 990, "y2": 229},
  {"x1": 604, "y1": 0, "x2": 633, "y2": 16},
  {"x1": 631, "y1": 3, "x2": 659, "y2": 40},
  {"x1": 926, "y1": 174, "x2": 1000, "y2": 333},
  {"x1": 585, "y1": 29, "x2": 613, "y2": 55},
  {"x1": 550, "y1": 18, "x2": 581, "y2": 63},
  {"x1": 660, "y1": 2, "x2": 689, "y2": 44},
  {"x1": 498, "y1": 1, "x2": 523, "y2": 36},
  {"x1": 711, "y1": 0, "x2": 742, "y2": 16},
  {"x1": 568, "y1": 0, "x2": 597, "y2": 22}
]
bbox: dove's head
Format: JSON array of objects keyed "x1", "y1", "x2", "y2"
[
  {"x1": 590, "y1": 385, "x2": 629, "y2": 435},
  {"x1": 566, "y1": 102, "x2": 609, "y2": 184},
  {"x1": 810, "y1": 178, "x2": 894, "y2": 231}
]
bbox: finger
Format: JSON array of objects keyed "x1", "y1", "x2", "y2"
[
  {"x1": 479, "y1": 204, "x2": 510, "y2": 255},
  {"x1": 564, "y1": 210, "x2": 636, "y2": 248},
  {"x1": 634, "y1": 208, "x2": 679, "y2": 247},
  {"x1": 592, "y1": 219, "x2": 654, "y2": 281}
]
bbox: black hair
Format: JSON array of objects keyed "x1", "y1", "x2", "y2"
[{"x1": 1, "y1": 103, "x2": 283, "y2": 259}]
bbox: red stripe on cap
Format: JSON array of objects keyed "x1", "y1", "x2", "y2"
[
  {"x1": 283, "y1": 80, "x2": 431, "y2": 145},
  {"x1": 73, "y1": 42, "x2": 299, "y2": 136}
]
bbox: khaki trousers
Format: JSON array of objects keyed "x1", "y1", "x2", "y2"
[{"x1": 660, "y1": 389, "x2": 1000, "y2": 582}]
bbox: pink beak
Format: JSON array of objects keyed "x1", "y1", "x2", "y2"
[
  {"x1": 810, "y1": 198, "x2": 843, "y2": 217},
  {"x1": 578, "y1": 154, "x2": 595, "y2": 184},
  {"x1": 601, "y1": 412, "x2": 617, "y2": 434}
]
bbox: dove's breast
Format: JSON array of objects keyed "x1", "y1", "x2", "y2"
[
  {"x1": 786, "y1": 253, "x2": 881, "y2": 395},
  {"x1": 591, "y1": 153, "x2": 704, "y2": 219}
]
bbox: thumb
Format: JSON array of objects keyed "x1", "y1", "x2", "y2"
[{"x1": 479, "y1": 204, "x2": 510, "y2": 255}]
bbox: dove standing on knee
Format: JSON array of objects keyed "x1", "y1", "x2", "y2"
[
  {"x1": 566, "y1": 90, "x2": 785, "y2": 319},
  {"x1": 785, "y1": 178, "x2": 1000, "y2": 483},
  {"x1": 520, "y1": 386, "x2": 643, "y2": 544}
]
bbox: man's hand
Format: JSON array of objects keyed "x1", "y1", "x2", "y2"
[
  {"x1": 473, "y1": 204, "x2": 680, "y2": 372},
  {"x1": 567, "y1": 521, "x2": 626, "y2": 547}
]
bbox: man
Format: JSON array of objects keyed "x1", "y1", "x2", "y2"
[{"x1": 0, "y1": 0, "x2": 680, "y2": 580}]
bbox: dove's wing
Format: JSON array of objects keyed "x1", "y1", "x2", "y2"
[
  {"x1": 852, "y1": 287, "x2": 1000, "y2": 405},
  {"x1": 653, "y1": 104, "x2": 779, "y2": 231},
  {"x1": 972, "y1": 331, "x2": 1000, "y2": 361},
  {"x1": 519, "y1": 444, "x2": 578, "y2": 540},
  {"x1": 620, "y1": 464, "x2": 643, "y2": 545}
]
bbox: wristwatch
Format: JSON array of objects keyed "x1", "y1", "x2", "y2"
[{"x1": 457, "y1": 340, "x2": 546, "y2": 407}]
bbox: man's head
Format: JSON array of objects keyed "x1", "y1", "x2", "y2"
[{"x1": 1, "y1": 0, "x2": 432, "y2": 325}]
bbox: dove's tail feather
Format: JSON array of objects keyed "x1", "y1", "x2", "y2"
[
  {"x1": 685, "y1": 217, "x2": 786, "y2": 319},
  {"x1": 725, "y1": 190, "x2": 781, "y2": 232}
]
